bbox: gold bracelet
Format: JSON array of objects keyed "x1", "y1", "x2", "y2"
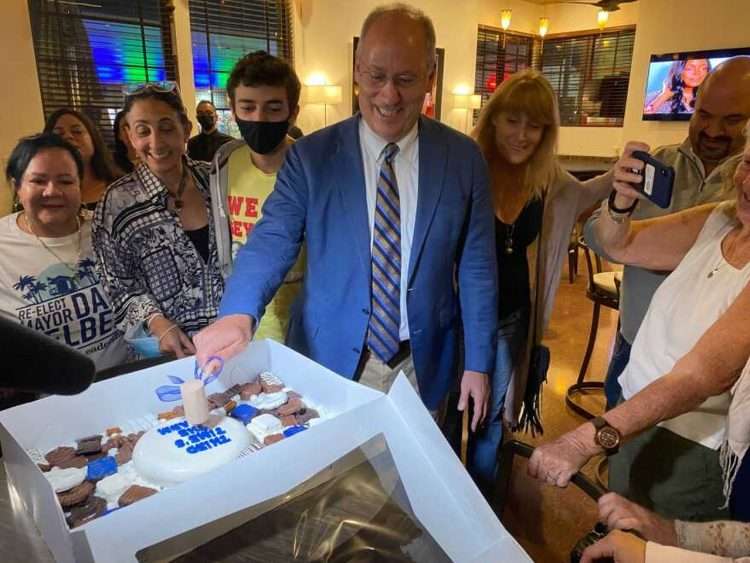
[{"x1": 157, "y1": 324, "x2": 180, "y2": 344}]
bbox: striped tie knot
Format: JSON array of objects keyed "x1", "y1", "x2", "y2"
[{"x1": 381, "y1": 142, "x2": 399, "y2": 164}]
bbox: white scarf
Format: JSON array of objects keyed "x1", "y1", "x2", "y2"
[{"x1": 719, "y1": 357, "x2": 750, "y2": 505}]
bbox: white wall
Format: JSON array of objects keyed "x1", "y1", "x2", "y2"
[{"x1": 0, "y1": 1, "x2": 43, "y2": 215}]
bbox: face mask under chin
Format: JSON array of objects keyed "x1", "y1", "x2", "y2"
[{"x1": 236, "y1": 118, "x2": 290, "y2": 155}]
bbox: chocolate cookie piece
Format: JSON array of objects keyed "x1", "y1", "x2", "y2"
[
  {"x1": 207, "y1": 392, "x2": 227, "y2": 409},
  {"x1": 57, "y1": 480, "x2": 94, "y2": 508},
  {"x1": 37, "y1": 463, "x2": 51, "y2": 472},
  {"x1": 118, "y1": 485, "x2": 157, "y2": 507},
  {"x1": 226, "y1": 384, "x2": 241, "y2": 397},
  {"x1": 106, "y1": 427, "x2": 122, "y2": 437},
  {"x1": 45, "y1": 446, "x2": 76, "y2": 467},
  {"x1": 239, "y1": 379, "x2": 262, "y2": 400},
  {"x1": 67, "y1": 496, "x2": 106, "y2": 528},
  {"x1": 280, "y1": 415, "x2": 297, "y2": 428},
  {"x1": 263, "y1": 434, "x2": 284, "y2": 445},
  {"x1": 295, "y1": 408, "x2": 319, "y2": 425},
  {"x1": 277, "y1": 398, "x2": 304, "y2": 416},
  {"x1": 115, "y1": 444, "x2": 133, "y2": 465},
  {"x1": 56, "y1": 455, "x2": 88, "y2": 470},
  {"x1": 76, "y1": 435, "x2": 103, "y2": 456}
]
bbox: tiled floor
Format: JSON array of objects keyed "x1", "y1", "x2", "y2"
[{"x1": 498, "y1": 258, "x2": 619, "y2": 562}]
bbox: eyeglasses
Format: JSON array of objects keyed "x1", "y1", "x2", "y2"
[
  {"x1": 123, "y1": 81, "x2": 180, "y2": 97},
  {"x1": 356, "y1": 65, "x2": 424, "y2": 92}
]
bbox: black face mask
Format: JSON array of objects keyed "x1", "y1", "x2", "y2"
[
  {"x1": 236, "y1": 118, "x2": 289, "y2": 155},
  {"x1": 197, "y1": 115, "x2": 216, "y2": 132}
]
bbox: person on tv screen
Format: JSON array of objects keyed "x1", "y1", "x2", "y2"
[{"x1": 645, "y1": 58, "x2": 711, "y2": 115}]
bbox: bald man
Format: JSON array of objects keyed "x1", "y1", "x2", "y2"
[{"x1": 586, "y1": 56, "x2": 750, "y2": 410}]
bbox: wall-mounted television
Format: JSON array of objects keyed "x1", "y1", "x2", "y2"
[{"x1": 643, "y1": 47, "x2": 750, "y2": 121}]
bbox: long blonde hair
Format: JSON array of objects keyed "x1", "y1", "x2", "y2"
[{"x1": 472, "y1": 69, "x2": 561, "y2": 202}]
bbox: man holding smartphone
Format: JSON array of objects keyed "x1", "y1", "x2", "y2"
[{"x1": 585, "y1": 56, "x2": 750, "y2": 409}]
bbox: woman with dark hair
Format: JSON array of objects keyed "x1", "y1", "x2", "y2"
[
  {"x1": 645, "y1": 58, "x2": 712, "y2": 115},
  {"x1": 0, "y1": 133, "x2": 127, "y2": 395},
  {"x1": 93, "y1": 83, "x2": 223, "y2": 359},
  {"x1": 44, "y1": 108, "x2": 121, "y2": 208},
  {"x1": 112, "y1": 109, "x2": 138, "y2": 174}
]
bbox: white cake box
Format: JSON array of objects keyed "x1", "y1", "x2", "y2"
[{"x1": 0, "y1": 339, "x2": 530, "y2": 562}]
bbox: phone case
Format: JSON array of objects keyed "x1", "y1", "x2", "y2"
[{"x1": 632, "y1": 150, "x2": 675, "y2": 209}]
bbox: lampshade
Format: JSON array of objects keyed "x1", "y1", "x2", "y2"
[
  {"x1": 597, "y1": 9, "x2": 609, "y2": 30},
  {"x1": 500, "y1": 9, "x2": 512, "y2": 31},
  {"x1": 453, "y1": 94, "x2": 481, "y2": 110},
  {"x1": 304, "y1": 84, "x2": 343, "y2": 105}
]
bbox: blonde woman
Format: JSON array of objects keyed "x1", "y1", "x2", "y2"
[{"x1": 469, "y1": 69, "x2": 612, "y2": 495}]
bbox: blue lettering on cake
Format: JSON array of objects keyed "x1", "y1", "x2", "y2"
[{"x1": 166, "y1": 423, "x2": 234, "y2": 455}]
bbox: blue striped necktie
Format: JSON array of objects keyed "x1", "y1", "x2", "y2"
[{"x1": 367, "y1": 142, "x2": 401, "y2": 363}]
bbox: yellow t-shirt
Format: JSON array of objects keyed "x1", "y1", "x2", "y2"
[{"x1": 227, "y1": 144, "x2": 304, "y2": 342}]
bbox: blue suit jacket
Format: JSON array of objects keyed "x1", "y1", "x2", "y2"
[{"x1": 220, "y1": 115, "x2": 498, "y2": 409}]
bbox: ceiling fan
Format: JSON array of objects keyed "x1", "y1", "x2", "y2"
[{"x1": 551, "y1": 0, "x2": 637, "y2": 11}]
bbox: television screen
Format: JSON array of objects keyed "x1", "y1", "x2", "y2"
[{"x1": 643, "y1": 47, "x2": 750, "y2": 121}]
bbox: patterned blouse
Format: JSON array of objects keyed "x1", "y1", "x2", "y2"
[{"x1": 92, "y1": 158, "x2": 224, "y2": 337}]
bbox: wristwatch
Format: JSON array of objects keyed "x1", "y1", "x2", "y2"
[{"x1": 591, "y1": 416, "x2": 621, "y2": 455}]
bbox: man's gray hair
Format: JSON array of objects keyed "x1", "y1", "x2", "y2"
[{"x1": 356, "y1": 3, "x2": 437, "y2": 72}]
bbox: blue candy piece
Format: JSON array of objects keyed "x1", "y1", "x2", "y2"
[
  {"x1": 87, "y1": 456, "x2": 117, "y2": 481},
  {"x1": 230, "y1": 404, "x2": 258, "y2": 424},
  {"x1": 283, "y1": 425, "x2": 307, "y2": 438}
]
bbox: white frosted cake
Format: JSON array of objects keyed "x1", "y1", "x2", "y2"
[{"x1": 132, "y1": 416, "x2": 252, "y2": 487}]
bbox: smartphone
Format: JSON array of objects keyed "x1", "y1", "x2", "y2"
[{"x1": 631, "y1": 150, "x2": 675, "y2": 209}]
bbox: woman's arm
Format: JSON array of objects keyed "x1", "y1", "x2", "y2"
[
  {"x1": 593, "y1": 141, "x2": 718, "y2": 270},
  {"x1": 529, "y1": 278, "x2": 750, "y2": 485}
]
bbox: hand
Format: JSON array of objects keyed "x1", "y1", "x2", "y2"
[
  {"x1": 150, "y1": 316, "x2": 195, "y2": 358},
  {"x1": 581, "y1": 530, "x2": 646, "y2": 563},
  {"x1": 598, "y1": 493, "x2": 678, "y2": 546},
  {"x1": 611, "y1": 141, "x2": 652, "y2": 211},
  {"x1": 527, "y1": 425, "x2": 597, "y2": 487},
  {"x1": 193, "y1": 314, "x2": 254, "y2": 370},
  {"x1": 457, "y1": 370, "x2": 489, "y2": 432}
]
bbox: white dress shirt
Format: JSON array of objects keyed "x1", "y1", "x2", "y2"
[{"x1": 358, "y1": 118, "x2": 419, "y2": 341}]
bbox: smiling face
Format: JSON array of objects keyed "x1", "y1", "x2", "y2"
[
  {"x1": 682, "y1": 59, "x2": 710, "y2": 88},
  {"x1": 126, "y1": 98, "x2": 191, "y2": 178},
  {"x1": 355, "y1": 14, "x2": 435, "y2": 142},
  {"x1": 52, "y1": 113, "x2": 95, "y2": 165},
  {"x1": 493, "y1": 111, "x2": 545, "y2": 166},
  {"x1": 16, "y1": 147, "x2": 81, "y2": 236}
]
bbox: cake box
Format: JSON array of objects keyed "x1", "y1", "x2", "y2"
[{"x1": 0, "y1": 339, "x2": 530, "y2": 562}]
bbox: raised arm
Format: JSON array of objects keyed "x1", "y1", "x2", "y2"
[{"x1": 588, "y1": 141, "x2": 717, "y2": 270}]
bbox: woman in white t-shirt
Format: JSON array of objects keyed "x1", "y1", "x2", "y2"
[
  {"x1": 528, "y1": 133, "x2": 750, "y2": 520},
  {"x1": 0, "y1": 133, "x2": 127, "y2": 407}
]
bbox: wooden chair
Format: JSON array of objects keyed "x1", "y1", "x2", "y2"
[{"x1": 565, "y1": 238, "x2": 621, "y2": 420}]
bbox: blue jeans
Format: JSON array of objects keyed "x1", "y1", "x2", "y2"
[
  {"x1": 604, "y1": 331, "x2": 631, "y2": 410},
  {"x1": 469, "y1": 308, "x2": 528, "y2": 494}
]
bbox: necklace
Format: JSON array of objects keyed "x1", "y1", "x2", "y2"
[
  {"x1": 168, "y1": 164, "x2": 189, "y2": 211},
  {"x1": 504, "y1": 223, "x2": 515, "y2": 255},
  {"x1": 23, "y1": 212, "x2": 82, "y2": 271},
  {"x1": 707, "y1": 262, "x2": 722, "y2": 278}
]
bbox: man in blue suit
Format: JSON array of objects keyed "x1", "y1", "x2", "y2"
[{"x1": 195, "y1": 4, "x2": 497, "y2": 430}]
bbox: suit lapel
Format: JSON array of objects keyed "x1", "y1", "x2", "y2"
[
  {"x1": 334, "y1": 117, "x2": 372, "y2": 276},
  {"x1": 408, "y1": 117, "x2": 448, "y2": 284}
]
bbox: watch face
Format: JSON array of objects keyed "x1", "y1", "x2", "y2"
[{"x1": 598, "y1": 427, "x2": 620, "y2": 450}]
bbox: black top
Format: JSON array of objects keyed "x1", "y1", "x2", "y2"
[
  {"x1": 496, "y1": 196, "x2": 544, "y2": 319},
  {"x1": 185, "y1": 224, "x2": 210, "y2": 263},
  {"x1": 187, "y1": 130, "x2": 234, "y2": 163}
]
